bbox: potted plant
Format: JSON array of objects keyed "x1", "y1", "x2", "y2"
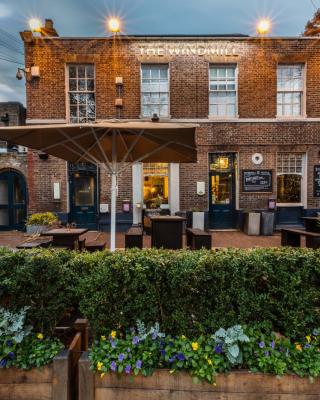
[{"x1": 26, "y1": 212, "x2": 59, "y2": 235}]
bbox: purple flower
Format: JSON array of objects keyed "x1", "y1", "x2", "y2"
[
  {"x1": 118, "y1": 353, "x2": 125, "y2": 362},
  {"x1": 305, "y1": 343, "x2": 311, "y2": 349},
  {"x1": 215, "y1": 343, "x2": 223, "y2": 354},
  {"x1": 270, "y1": 341, "x2": 275, "y2": 349},
  {"x1": 110, "y1": 361, "x2": 117, "y2": 372},
  {"x1": 169, "y1": 357, "x2": 175, "y2": 363},
  {"x1": 127, "y1": 347, "x2": 131, "y2": 353},
  {"x1": 169, "y1": 341, "x2": 174, "y2": 347},
  {"x1": 160, "y1": 349, "x2": 166, "y2": 357},
  {"x1": 0, "y1": 359, "x2": 7, "y2": 368},
  {"x1": 259, "y1": 341, "x2": 265, "y2": 349},
  {"x1": 160, "y1": 340, "x2": 166, "y2": 348},
  {"x1": 132, "y1": 336, "x2": 139, "y2": 346},
  {"x1": 177, "y1": 352, "x2": 185, "y2": 361},
  {"x1": 8, "y1": 352, "x2": 14, "y2": 360},
  {"x1": 6, "y1": 340, "x2": 13, "y2": 347},
  {"x1": 152, "y1": 332, "x2": 158, "y2": 340},
  {"x1": 264, "y1": 351, "x2": 270, "y2": 357},
  {"x1": 110, "y1": 339, "x2": 116, "y2": 349},
  {"x1": 135, "y1": 360, "x2": 142, "y2": 369},
  {"x1": 125, "y1": 364, "x2": 131, "y2": 374}
]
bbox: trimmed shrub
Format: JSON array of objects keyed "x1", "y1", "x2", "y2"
[
  {"x1": 0, "y1": 248, "x2": 76, "y2": 335},
  {"x1": 76, "y1": 248, "x2": 320, "y2": 338}
]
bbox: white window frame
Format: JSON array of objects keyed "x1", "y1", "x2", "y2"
[
  {"x1": 276, "y1": 64, "x2": 306, "y2": 119},
  {"x1": 66, "y1": 64, "x2": 96, "y2": 124},
  {"x1": 208, "y1": 64, "x2": 238, "y2": 119},
  {"x1": 140, "y1": 64, "x2": 170, "y2": 119},
  {"x1": 276, "y1": 152, "x2": 307, "y2": 207}
]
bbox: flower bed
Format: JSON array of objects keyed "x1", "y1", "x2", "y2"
[{"x1": 79, "y1": 323, "x2": 320, "y2": 400}]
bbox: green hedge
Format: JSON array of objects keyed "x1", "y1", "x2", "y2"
[
  {"x1": 0, "y1": 248, "x2": 75, "y2": 335},
  {"x1": 76, "y1": 248, "x2": 320, "y2": 339},
  {"x1": 1, "y1": 247, "x2": 320, "y2": 339}
]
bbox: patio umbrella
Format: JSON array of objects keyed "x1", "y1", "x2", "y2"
[{"x1": 0, "y1": 121, "x2": 198, "y2": 251}]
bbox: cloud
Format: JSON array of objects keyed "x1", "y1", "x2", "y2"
[
  {"x1": 0, "y1": 83, "x2": 15, "y2": 94},
  {"x1": 0, "y1": 3, "x2": 12, "y2": 19}
]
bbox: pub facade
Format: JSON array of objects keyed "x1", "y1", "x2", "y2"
[{"x1": 2, "y1": 22, "x2": 320, "y2": 231}]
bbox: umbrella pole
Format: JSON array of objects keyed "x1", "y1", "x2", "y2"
[{"x1": 110, "y1": 172, "x2": 117, "y2": 252}]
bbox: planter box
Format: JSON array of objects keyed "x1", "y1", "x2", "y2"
[
  {"x1": 26, "y1": 225, "x2": 51, "y2": 235},
  {"x1": 79, "y1": 354, "x2": 320, "y2": 400},
  {"x1": 0, "y1": 319, "x2": 88, "y2": 400}
]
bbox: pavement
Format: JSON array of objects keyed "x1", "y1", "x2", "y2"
[{"x1": 0, "y1": 230, "x2": 282, "y2": 250}]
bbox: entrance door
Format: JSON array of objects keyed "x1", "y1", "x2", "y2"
[
  {"x1": 209, "y1": 153, "x2": 237, "y2": 229},
  {"x1": 69, "y1": 163, "x2": 98, "y2": 229},
  {"x1": 0, "y1": 170, "x2": 27, "y2": 231}
]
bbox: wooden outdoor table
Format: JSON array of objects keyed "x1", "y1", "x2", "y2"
[
  {"x1": 150, "y1": 216, "x2": 186, "y2": 249},
  {"x1": 42, "y1": 228, "x2": 88, "y2": 250},
  {"x1": 301, "y1": 217, "x2": 320, "y2": 233}
]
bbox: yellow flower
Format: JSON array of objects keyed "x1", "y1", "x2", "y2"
[
  {"x1": 110, "y1": 330, "x2": 117, "y2": 339},
  {"x1": 306, "y1": 335, "x2": 311, "y2": 344},
  {"x1": 97, "y1": 361, "x2": 104, "y2": 371},
  {"x1": 213, "y1": 382, "x2": 217, "y2": 386},
  {"x1": 191, "y1": 342, "x2": 199, "y2": 351},
  {"x1": 181, "y1": 335, "x2": 186, "y2": 340},
  {"x1": 100, "y1": 373, "x2": 105, "y2": 379},
  {"x1": 207, "y1": 359, "x2": 213, "y2": 366},
  {"x1": 295, "y1": 343, "x2": 302, "y2": 352},
  {"x1": 37, "y1": 333, "x2": 44, "y2": 340},
  {"x1": 101, "y1": 335, "x2": 106, "y2": 341}
]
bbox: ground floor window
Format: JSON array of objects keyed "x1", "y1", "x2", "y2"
[
  {"x1": 143, "y1": 163, "x2": 169, "y2": 209},
  {"x1": 277, "y1": 153, "x2": 304, "y2": 204}
]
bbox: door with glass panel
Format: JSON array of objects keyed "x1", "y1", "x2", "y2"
[
  {"x1": 0, "y1": 171, "x2": 27, "y2": 231},
  {"x1": 69, "y1": 163, "x2": 98, "y2": 229},
  {"x1": 209, "y1": 154, "x2": 236, "y2": 229}
]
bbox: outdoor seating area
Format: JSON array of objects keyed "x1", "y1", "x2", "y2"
[{"x1": 281, "y1": 216, "x2": 320, "y2": 249}]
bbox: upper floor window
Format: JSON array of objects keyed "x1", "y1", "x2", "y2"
[
  {"x1": 209, "y1": 65, "x2": 237, "y2": 118},
  {"x1": 277, "y1": 65, "x2": 304, "y2": 117},
  {"x1": 141, "y1": 64, "x2": 169, "y2": 118},
  {"x1": 67, "y1": 64, "x2": 95, "y2": 123}
]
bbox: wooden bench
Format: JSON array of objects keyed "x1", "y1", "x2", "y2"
[
  {"x1": 16, "y1": 237, "x2": 53, "y2": 249},
  {"x1": 281, "y1": 228, "x2": 320, "y2": 249},
  {"x1": 84, "y1": 232, "x2": 107, "y2": 252},
  {"x1": 125, "y1": 226, "x2": 143, "y2": 249},
  {"x1": 186, "y1": 228, "x2": 212, "y2": 250}
]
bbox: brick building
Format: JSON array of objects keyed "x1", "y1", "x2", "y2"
[{"x1": 3, "y1": 21, "x2": 320, "y2": 231}]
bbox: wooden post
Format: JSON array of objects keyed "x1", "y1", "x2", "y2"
[
  {"x1": 52, "y1": 349, "x2": 71, "y2": 400},
  {"x1": 74, "y1": 318, "x2": 89, "y2": 351},
  {"x1": 79, "y1": 352, "x2": 94, "y2": 400}
]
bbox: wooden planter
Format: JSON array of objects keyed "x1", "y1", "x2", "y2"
[
  {"x1": 79, "y1": 352, "x2": 320, "y2": 400},
  {"x1": 0, "y1": 319, "x2": 88, "y2": 400}
]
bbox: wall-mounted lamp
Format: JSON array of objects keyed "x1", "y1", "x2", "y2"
[
  {"x1": 16, "y1": 66, "x2": 40, "y2": 81},
  {"x1": 38, "y1": 152, "x2": 49, "y2": 160},
  {"x1": 115, "y1": 76, "x2": 123, "y2": 85}
]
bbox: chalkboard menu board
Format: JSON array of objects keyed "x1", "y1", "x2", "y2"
[
  {"x1": 314, "y1": 166, "x2": 320, "y2": 197},
  {"x1": 242, "y1": 170, "x2": 273, "y2": 192}
]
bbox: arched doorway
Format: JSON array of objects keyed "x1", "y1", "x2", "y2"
[{"x1": 0, "y1": 170, "x2": 27, "y2": 231}]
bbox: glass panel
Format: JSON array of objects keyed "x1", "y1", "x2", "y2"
[
  {"x1": 78, "y1": 66, "x2": 85, "y2": 78},
  {"x1": 0, "y1": 180, "x2": 8, "y2": 204},
  {"x1": 87, "y1": 79, "x2": 95, "y2": 91},
  {"x1": 0, "y1": 209, "x2": 9, "y2": 226},
  {"x1": 78, "y1": 79, "x2": 86, "y2": 91},
  {"x1": 86, "y1": 65, "x2": 94, "y2": 79},
  {"x1": 144, "y1": 176, "x2": 168, "y2": 208},
  {"x1": 277, "y1": 175, "x2": 301, "y2": 203},
  {"x1": 69, "y1": 66, "x2": 77, "y2": 79},
  {"x1": 69, "y1": 79, "x2": 77, "y2": 91},
  {"x1": 211, "y1": 173, "x2": 232, "y2": 205},
  {"x1": 14, "y1": 208, "x2": 24, "y2": 225},
  {"x1": 13, "y1": 176, "x2": 24, "y2": 204},
  {"x1": 74, "y1": 176, "x2": 94, "y2": 206}
]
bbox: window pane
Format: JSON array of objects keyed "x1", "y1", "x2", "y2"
[
  {"x1": 86, "y1": 65, "x2": 94, "y2": 79},
  {"x1": 277, "y1": 175, "x2": 301, "y2": 203},
  {"x1": 78, "y1": 66, "x2": 85, "y2": 78},
  {"x1": 69, "y1": 79, "x2": 77, "y2": 91},
  {"x1": 87, "y1": 79, "x2": 94, "y2": 91},
  {"x1": 78, "y1": 79, "x2": 86, "y2": 91},
  {"x1": 69, "y1": 66, "x2": 77, "y2": 78}
]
